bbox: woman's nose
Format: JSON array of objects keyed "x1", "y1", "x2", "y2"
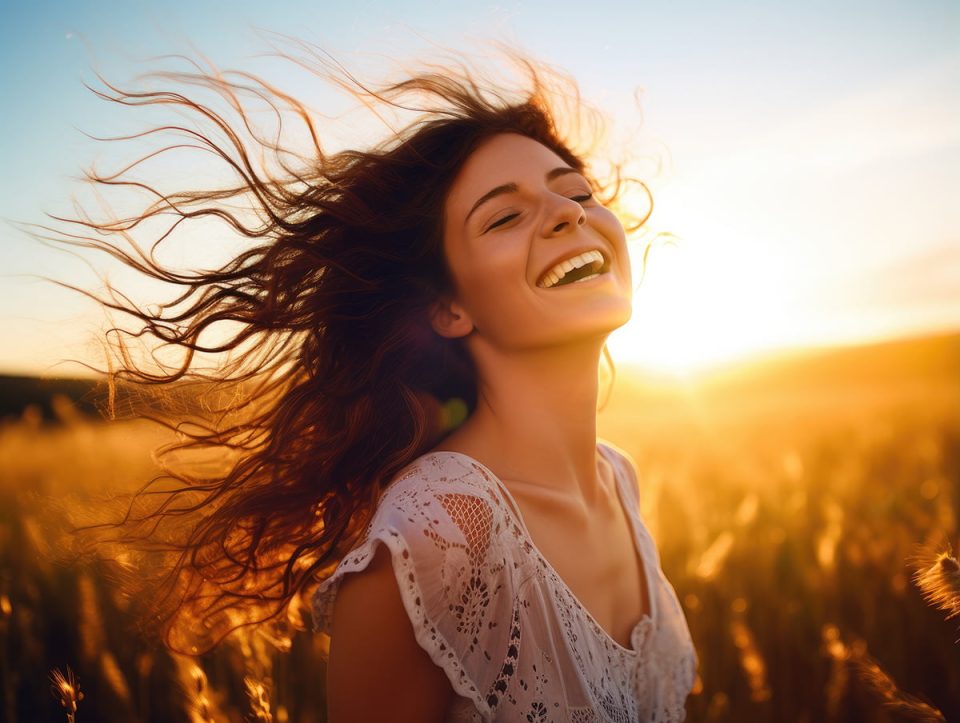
[{"x1": 541, "y1": 194, "x2": 586, "y2": 236}]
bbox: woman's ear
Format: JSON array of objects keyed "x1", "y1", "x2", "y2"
[{"x1": 429, "y1": 297, "x2": 474, "y2": 339}]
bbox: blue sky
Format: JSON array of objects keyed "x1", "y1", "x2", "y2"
[{"x1": 1, "y1": 0, "x2": 958, "y2": 375}]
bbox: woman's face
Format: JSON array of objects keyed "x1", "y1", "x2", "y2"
[{"x1": 438, "y1": 133, "x2": 632, "y2": 352}]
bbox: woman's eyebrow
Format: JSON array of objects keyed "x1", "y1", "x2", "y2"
[{"x1": 464, "y1": 167, "x2": 582, "y2": 227}]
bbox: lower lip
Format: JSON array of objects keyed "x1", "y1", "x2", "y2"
[{"x1": 540, "y1": 270, "x2": 611, "y2": 289}]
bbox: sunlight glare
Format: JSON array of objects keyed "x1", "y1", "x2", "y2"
[{"x1": 608, "y1": 217, "x2": 795, "y2": 376}]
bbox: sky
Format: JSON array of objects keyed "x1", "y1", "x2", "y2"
[{"x1": 1, "y1": 0, "x2": 958, "y2": 377}]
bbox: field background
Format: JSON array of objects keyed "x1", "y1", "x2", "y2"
[{"x1": 1, "y1": 329, "x2": 957, "y2": 722}]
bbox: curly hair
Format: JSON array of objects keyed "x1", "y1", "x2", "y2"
[{"x1": 35, "y1": 42, "x2": 653, "y2": 653}]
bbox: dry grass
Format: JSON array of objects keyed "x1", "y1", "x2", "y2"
[
  {"x1": 49, "y1": 667, "x2": 83, "y2": 723},
  {"x1": 913, "y1": 549, "x2": 960, "y2": 626},
  {"x1": 1, "y1": 331, "x2": 958, "y2": 721}
]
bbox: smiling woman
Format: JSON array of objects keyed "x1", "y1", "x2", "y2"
[
  {"x1": 433, "y1": 133, "x2": 633, "y2": 355},
  {"x1": 38, "y1": 43, "x2": 696, "y2": 722}
]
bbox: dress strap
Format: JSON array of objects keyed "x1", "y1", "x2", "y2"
[{"x1": 597, "y1": 441, "x2": 629, "y2": 504}]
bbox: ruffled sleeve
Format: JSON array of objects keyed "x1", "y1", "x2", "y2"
[{"x1": 311, "y1": 455, "x2": 520, "y2": 720}]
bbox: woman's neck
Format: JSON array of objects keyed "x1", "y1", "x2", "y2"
[{"x1": 438, "y1": 337, "x2": 608, "y2": 507}]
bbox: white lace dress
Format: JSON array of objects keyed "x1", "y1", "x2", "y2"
[{"x1": 312, "y1": 441, "x2": 698, "y2": 722}]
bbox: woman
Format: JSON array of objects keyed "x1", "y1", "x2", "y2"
[{"x1": 51, "y1": 44, "x2": 696, "y2": 721}]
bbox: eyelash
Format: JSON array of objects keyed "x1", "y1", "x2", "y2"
[{"x1": 485, "y1": 193, "x2": 594, "y2": 232}]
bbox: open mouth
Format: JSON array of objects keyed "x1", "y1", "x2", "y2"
[{"x1": 537, "y1": 249, "x2": 609, "y2": 289}]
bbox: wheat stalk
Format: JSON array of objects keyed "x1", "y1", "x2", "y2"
[
  {"x1": 914, "y1": 549, "x2": 960, "y2": 624},
  {"x1": 50, "y1": 666, "x2": 84, "y2": 723},
  {"x1": 245, "y1": 676, "x2": 274, "y2": 722},
  {"x1": 823, "y1": 625, "x2": 946, "y2": 722},
  {"x1": 189, "y1": 664, "x2": 215, "y2": 723}
]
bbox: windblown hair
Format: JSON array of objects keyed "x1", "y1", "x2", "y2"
[{"x1": 37, "y1": 42, "x2": 653, "y2": 653}]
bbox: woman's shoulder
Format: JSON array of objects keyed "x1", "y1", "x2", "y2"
[
  {"x1": 374, "y1": 449, "x2": 513, "y2": 526},
  {"x1": 313, "y1": 450, "x2": 521, "y2": 687},
  {"x1": 390, "y1": 441, "x2": 640, "y2": 507},
  {"x1": 314, "y1": 450, "x2": 520, "y2": 718},
  {"x1": 386, "y1": 449, "x2": 502, "y2": 497},
  {"x1": 365, "y1": 449, "x2": 516, "y2": 555}
]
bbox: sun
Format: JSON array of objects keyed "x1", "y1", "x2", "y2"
[{"x1": 607, "y1": 228, "x2": 795, "y2": 376}]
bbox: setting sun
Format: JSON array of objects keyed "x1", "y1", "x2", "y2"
[{"x1": 609, "y1": 224, "x2": 795, "y2": 376}]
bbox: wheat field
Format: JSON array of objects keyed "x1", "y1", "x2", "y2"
[{"x1": 1, "y1": 331, "x2": 957, "y2": 722}]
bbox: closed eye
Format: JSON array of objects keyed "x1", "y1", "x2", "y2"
[
  {"x1": 484, "y1": 193, "x2": 592, "y2": 232},
  {"x1": 485, "y1": 213, "x2": 520, "y2": 232}
]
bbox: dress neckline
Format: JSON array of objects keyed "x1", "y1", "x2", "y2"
[{"x1": 421, "y1": 443, "x2": 656, "y2": 656}]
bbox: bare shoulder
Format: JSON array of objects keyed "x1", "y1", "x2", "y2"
[{"x1": 326, "y1": 543, "x2": 457, "y2": 723}]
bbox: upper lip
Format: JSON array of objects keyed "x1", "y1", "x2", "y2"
[{"x1": 536, "y1": 246, "x2": 610, "y2": 287}]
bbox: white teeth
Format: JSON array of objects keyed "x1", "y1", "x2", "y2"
[{"x1": 538, "y1": 249, "x2": 605, "y2": 288}]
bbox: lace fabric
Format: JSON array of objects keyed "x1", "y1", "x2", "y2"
[{"x1": 312, "y1": 441, "x2": 698, "y2": 722}]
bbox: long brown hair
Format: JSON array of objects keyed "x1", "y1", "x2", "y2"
[{"x1": 35, "y1": 42, "x2": 653, "y2": 653}]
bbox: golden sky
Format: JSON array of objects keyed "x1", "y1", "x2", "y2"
[{"x1": 1, "y1": 1, "x2": 957, "y2": 377}]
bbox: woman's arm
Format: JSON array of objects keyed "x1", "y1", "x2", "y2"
[{"x1": 326, "y1": 544, "x2": 458, "y2": 722}]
